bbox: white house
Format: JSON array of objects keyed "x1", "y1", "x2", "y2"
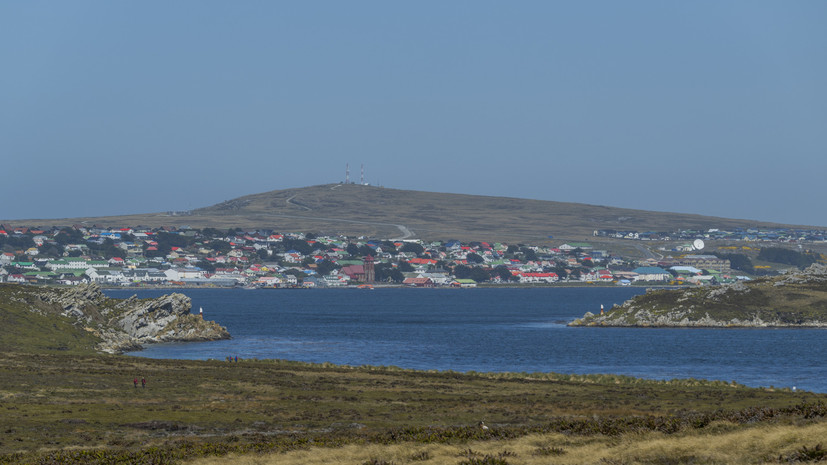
[
  {"x1": 7, "y1": 274, "x2": 26, "y2": 283},
  {"x1": 46, "y1": 258, "x2": 92, "y2": 271},
  {"x1": 164, "y1": 268, "x2": 206, "y2": 281},
  {"x1": 86, "y1": 268, "x2": 126, "y2": 284},
  {"x1": 514, "y1": 272, "x2": 559, "y2": 283},
  {"x1": 418, "y1": 272, "x2": 452, "y2": 285}
]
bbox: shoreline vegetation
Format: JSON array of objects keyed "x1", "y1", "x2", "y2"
[{"x1": 4, "y1": 283, "x2": 827, "y2": 463}]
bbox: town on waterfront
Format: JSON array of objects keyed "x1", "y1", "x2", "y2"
[{"x1": 1, "y1": 223, "x2": 825, "y2": 289}]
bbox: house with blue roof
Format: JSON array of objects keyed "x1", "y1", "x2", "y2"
[{"x1": 632, "y1": 266, "x2": 672, "y2": 282}]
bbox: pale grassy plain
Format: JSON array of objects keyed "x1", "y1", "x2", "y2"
[{"x1": 190, "y1": 421, "x2": 827, "y2": 465}]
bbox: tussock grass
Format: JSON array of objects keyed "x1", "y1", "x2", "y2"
[{"x1": 188, "y1": 422, "x2": 827, "y2": 465}]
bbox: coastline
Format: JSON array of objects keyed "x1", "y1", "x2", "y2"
[{"x1": 96, "y1": 282, "x2": 685, "y2": 291}]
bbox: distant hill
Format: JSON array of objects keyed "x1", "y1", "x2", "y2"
[{"x1": 3, "y1": 184, "x2": 811, "y2": 242}]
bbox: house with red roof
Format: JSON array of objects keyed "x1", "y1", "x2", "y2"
[
  {"x1": 403, "y1": 277, "x2": 434, "y2": 287},
  {"x1": 512, "y1": 272, "x2": 559, "y2": 283},
  {"x1": 341, "y1": 264, "x2": 366, "y2": 281}
]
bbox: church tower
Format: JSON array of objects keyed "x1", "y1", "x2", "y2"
[{"x1": 364, "y1": 254, "x2": 375, "y2": 283}]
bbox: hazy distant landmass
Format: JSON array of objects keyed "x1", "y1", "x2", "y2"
[{"x1": 2, "y1": 184, "x2": 815, "y2": 242}]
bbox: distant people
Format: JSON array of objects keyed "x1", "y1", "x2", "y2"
[
  {"x1": 141, "y1": 377, "x2": 146, "y2": 388},
  {"x1": 234, "y1": 356, "x2": 238, "y2": 363},
  {"x1": 133, "y1": 377, "x2": 138, "y2": 388}
]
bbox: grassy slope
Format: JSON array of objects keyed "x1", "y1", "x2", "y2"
[
  {"x1": 1, "y1": 184, "x2": 808, "y2": 242},
  {"x1": 0, "y1": 284, "x2": 101, "y2": 354}
]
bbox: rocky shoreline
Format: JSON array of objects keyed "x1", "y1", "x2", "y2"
[
  {"x1": 33, "y1": 283, "x2": 230, "y2": 353},
  {"x1": 570, "y1": 264, "x2": 827, "y2": 328}
]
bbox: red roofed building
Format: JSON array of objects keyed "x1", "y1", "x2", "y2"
[
  {"x1": 513, "y1": 272, "x2": 559, "y2": 283},
  {"x1": 403, "y1": 277, "x2": 434, "y2": 287},
  {"x1": 341, "y1": 264, "x2": 365, "y2": 281}
]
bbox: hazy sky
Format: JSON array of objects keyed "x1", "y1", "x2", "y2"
[{"x1": 2, "y1": 2, "x2": 825, "y2": 226}]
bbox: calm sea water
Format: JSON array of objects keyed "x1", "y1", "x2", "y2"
[{"x1": 107, "y1": 287, "x2": 827, "y2": 393}]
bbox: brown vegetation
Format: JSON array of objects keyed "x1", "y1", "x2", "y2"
[{"x1": 1, "y1": 351, "x2": 825, "y2": 464}]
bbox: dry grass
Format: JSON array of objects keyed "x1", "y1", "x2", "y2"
[
  {"x1": 189, "y1": 421, "x2": 827, "y2": 465},
  {"x1": 2, "y1": 349, "x2": 825, "y2": 464}
]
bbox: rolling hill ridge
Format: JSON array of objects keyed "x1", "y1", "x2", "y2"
[{"x1": 3, "y1": 184, "x2": 812, "y2": 242}]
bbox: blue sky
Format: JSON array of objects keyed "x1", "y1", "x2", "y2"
[{"x1": 2, "y1": 2, "x2": 826, "y2": 226}]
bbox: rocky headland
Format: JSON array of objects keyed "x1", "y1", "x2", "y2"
[
  {"x1": 570, "y1": 264, "x2": 827, "y2": 328},
  {"x1": 1, "y1": 283, "x2": 229, "y2": 353}
]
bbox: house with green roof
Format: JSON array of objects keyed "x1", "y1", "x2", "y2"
[{"x1": 12, "y1": 261, "x2": 37, "y2": 270}]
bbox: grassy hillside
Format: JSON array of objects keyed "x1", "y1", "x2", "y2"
[
  {"x1": 2, "y1": 184, "x2": 808, "y2": 242},
  {"x1": 0, "y1": 284, "x2": 101, "y2": 353}
]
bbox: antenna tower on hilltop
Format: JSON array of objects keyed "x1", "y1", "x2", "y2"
[
  {"x1": 346, "y1": 163, "x2": 350, "y2": 184},
  {"x1": 360, "y1": 164, "x2": 365, "y2": 185}
]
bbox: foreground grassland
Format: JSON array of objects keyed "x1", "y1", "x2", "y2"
[{"x1": 1, "y1": 352, "x2": 826, "y2": 464}]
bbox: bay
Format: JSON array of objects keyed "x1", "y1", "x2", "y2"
[{"x1": 108, "y1": 287, "x2": 827, "y2": 393}]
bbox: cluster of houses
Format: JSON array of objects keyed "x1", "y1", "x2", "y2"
[
  {"x1": 0, "y1": 224, "x2": 747, "y2": 288},
  {"x1": 595, "y1": 227, "x2": 827, "y2": 243}
]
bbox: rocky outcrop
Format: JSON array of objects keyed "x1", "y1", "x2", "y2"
[
  {"x1": 570, "y1": 264, "x2": 827, "y2": 328},
  {"x1": 35, "y1": 283, "x2": 229, "y2": 353},
  {"x1": 773, "y1": 263, "x2": 827, "y2": 286}
]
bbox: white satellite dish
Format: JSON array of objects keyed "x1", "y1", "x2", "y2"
[{"x1": 693, "y1": 239, "x2": 705, "y2": 250}]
